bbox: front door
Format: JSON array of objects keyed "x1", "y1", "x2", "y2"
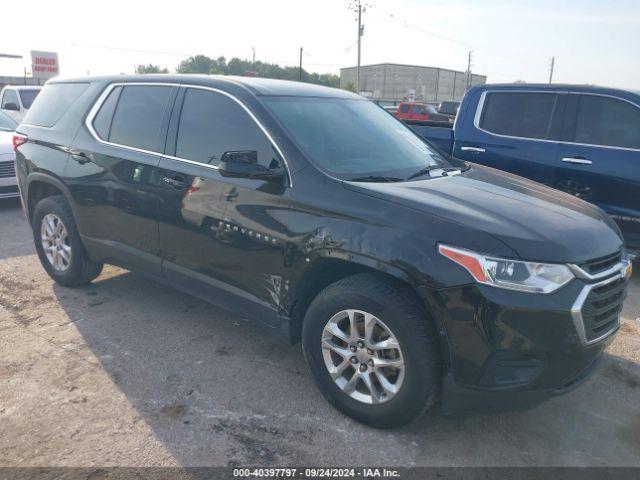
[
  {"x1": 555, "y1": 93, "x2": 640, "y2": 250},
  {"x1": 158, "y1": 86, "x2": 290, "y2": 326}
]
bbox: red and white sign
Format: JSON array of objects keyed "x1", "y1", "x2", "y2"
[{"x1": 31, "y1": 51, "x2": 60, "y2": 81}]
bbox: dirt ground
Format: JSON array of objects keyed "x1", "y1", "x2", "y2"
[{"x1": 1, "y1": 197, "x2": 639, "y2": 467}]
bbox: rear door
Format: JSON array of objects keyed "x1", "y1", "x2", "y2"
[
  {"x1": 68, "y1": 83, "x2": 177, "y2": 276},
  {"x1": 454, "y1": 90, "x2": 565, "y2": 186},
  {"x1": 555, "y1": 93, "x2": 640, "y2": 250},
  {"x1": 157, "y1": 86, "x2": 290, "y2": 326}
]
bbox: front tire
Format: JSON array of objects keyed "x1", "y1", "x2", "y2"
[
  {"x1": 32, "y1": 195, "x2": 103, "y2": 287},
  {"x1": 302, "y1": 273, "x2": 441, "y2": 428}
]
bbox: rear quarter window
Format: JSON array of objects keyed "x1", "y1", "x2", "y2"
[{"x1": 23, "y1": 83, "x2": 89, "y2": 127}]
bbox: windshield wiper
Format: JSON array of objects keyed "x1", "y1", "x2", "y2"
[
  {"x1": 348, "y1": 175, "x2": 404, "y2": 183},
  {"x1": 407, "y1": 166, "x2": 461, "y2": 180}
]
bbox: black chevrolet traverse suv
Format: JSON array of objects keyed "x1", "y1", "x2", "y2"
[{"x1": 15, "y1": 75, "x2": 632, "y2": 428}]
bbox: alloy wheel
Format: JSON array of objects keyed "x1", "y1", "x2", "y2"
[
  {"x1": 321, "y1": 309, "x2": 405, "y2": 404},
  {"x1": 41, "y1": 213, "x2": 72, "y2": 271}
]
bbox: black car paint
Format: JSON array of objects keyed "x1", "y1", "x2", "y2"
[
  {"x1": 16, "y1": 75, "x2": 629, "y2": 414},
  {"x1": 411, "y1": 84, "x2": 640, "y2": 255}
]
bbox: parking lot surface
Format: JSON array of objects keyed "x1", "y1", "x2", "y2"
[{"x1": 1, "y1": 197, "x2": 639, "y2": 467}]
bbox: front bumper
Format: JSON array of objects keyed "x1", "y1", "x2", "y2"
[
  {"x1": 419, "y1": 261, "x2": 630, "y2": 415},
  {"x1": 0, "y1": 156, "x2": 19, "y2": 199}
]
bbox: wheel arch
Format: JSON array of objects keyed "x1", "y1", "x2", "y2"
[
  {"x1": 285, "y1": 249, "x2": 442, "y2": 348},
  {"x1": 25, "y1": 173, "x2": 74, "y2": 225}
]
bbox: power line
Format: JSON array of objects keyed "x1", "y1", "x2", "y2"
[{"x1": 386, "y1": 13, "x2": 471, "y2": 48}]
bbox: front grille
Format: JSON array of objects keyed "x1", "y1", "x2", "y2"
[
  {"x1": 581, "y1": 277, "x2": 626, "y2": 342},
  {"x1": 0, "y1": 161, "x2": 16, "y2": 179},
  {"x1": 579, "y1": 250, "x2": 622, "y2": 275}
]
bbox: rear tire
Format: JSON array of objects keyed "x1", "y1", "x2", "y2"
[
  {"x1": 32, "y1": 195, "x2": 103, "y2": 286},
  {"x1": 302, "y1": 273, "x2": 441, "y2": 429}
]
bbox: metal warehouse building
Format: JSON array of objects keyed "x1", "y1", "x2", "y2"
[{"x1": 340, "y1": 63, "x2": 486, "y2": 103}]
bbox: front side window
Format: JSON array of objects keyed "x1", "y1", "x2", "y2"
[
  {"x1": 175, "y1": 88, "x2": 280, "y2": 169},
  {"x1": 1, "y1": 89, "x2": 19, "y2": 109},
  {"x1": 108, "y1": 85, "x2": 174, "y2": 152},
  {"x1": 573, "y1": 95, "x2": 640, "y2": 149},
  {"x1": 480, "y1": 92, "x2": 557, "y2": 139},
  {"x1": 18, "y1": 89, "x2": 40, "y2": 109},
  {"x1": 399, "y1": 104, "x2": 409, "y2": 113},
  {"x1": 263, "y1": 96, "x2": 452, "y2": 180}
]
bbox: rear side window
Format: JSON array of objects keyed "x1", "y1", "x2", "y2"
[
  {"x1": 175, "y1": 88, "x2": 279, "y2": 169},
  {"x1": 399, "y1": 104, "x2": 409, "y2": 113},
  {"x1": 573, "y1": 95, "x2": 640, "y2": 149},
  {"x1": 410, "y1": 105, "x2": 426, "y2": 114},
  {"x1": 23, "y1": 83, "x2": 89, "y2": 127},
  {"x1": 480, "y1": 92, "x2": 557, "y2": 139},
  {"x1": 108, "y1": 85, "x2": 174, "y2": 152},
  {"x1": 19, "y1": 89, "x2": 40, "y2": 109}
]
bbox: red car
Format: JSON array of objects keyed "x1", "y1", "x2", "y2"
[{"x1": 395, "y1": 102, "x2": 448, "y2": 122}]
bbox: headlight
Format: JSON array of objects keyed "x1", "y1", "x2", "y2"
[{"x1": 438, "y1": 244, "x2": 574, "y2": 294}]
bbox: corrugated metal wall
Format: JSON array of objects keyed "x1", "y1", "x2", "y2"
[{"x1": 340, "y1": 64, "x2": 486, "y2": 103}]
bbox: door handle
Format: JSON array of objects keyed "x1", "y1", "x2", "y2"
[
  {"x1": 460, "y1": 146, "x2": 485, "y2": 153},
  {"x1": 70, "y1": 152, "x2": 91, "y2": 165},
  {"x1": 162, "y1": 176, "x2": 189, "y2": 189},
  {"x1": 562, "y1": 157, "x2": 592, "y2": 165}
]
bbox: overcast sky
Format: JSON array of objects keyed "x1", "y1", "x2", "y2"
[{"x1": 2, "y1": 0, "x2": 639, "y2": 89}]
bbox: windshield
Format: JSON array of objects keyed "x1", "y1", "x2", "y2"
[
  {"x1": 263, "y1": 96, "x2": 452, "y2": 180},
  {"x1": 19, "y1": 89, "x2": 41, "y2": 109}
]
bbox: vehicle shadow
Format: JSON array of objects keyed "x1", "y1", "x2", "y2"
[
  {"x1": 0, "y1": 198, "x2": 34, "y2": 260},
  {"x1": 51, "y1": 268, "x2": 640, "y2": 466}
]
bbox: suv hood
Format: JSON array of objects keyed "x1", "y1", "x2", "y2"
[{"x1": 344, "y1": 165, "x2": 623, "y2": 263}]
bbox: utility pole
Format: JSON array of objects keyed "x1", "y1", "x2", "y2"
[
  {"x1": 466, "y1": 50, "x2": 473, "y2": 89},
  {"x1": 252, "y1": 47, "x2": 256, "y2": 64},
  {"x1": 548, "y1": 56, "x2": 555, "y2": 84},
  {"x1": 299, "y1": 47, "x2": 303, "y2": 81},
  {"x1": 356, "y1": 1, "x2": 363, "y2": 93}
]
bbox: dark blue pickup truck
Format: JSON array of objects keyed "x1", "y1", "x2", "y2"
[{"x1": 411, "y1": 84, "x2": 640, "y2": 256}]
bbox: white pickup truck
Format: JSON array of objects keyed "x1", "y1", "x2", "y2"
[{"x1": 0, "y1": 85, "x2": 42, "y2": 123}]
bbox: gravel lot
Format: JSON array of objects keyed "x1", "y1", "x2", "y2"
[{"x1": 1, "y1": 197, "x2": 639, "y2": 467}]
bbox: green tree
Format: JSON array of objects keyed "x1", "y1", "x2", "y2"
[
  {"x1": 177, "y1": 55, "x2": 214, "y2": 74},
  {"x1": 174, "y1": 54, "x2": 339, "y2": 88},
  {"x1": 135, "y1": 64, "x2": 169, "y2": 74},
  {"x1": 343, "y1": 81, "x2": 357, "y2": 92}
]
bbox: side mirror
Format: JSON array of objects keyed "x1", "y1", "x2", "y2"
[
  {"x1": 219, "y1": 150, "x2": 285, "y2": 182},
  {"x1": 2, "y1": 102, "x2": 19, "y2": 111}
]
